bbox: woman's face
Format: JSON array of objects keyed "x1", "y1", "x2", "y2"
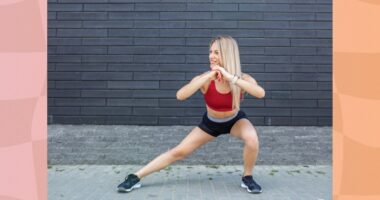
[{"x1": 209, "y1": 42, "x2": 222, "y2": 67}]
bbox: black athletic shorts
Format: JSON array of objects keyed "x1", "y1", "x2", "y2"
[{"x1": 198, "y1": 110, "x2": 248, "y2": 137}]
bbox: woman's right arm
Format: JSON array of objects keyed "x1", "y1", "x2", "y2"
[{"x1": 176, "y1": 71, "x2": 216, "y2": 101}]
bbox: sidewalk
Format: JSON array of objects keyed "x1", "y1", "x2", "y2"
[{"x1": 48, "y1": 165, "x2": 331, "y2": 200}]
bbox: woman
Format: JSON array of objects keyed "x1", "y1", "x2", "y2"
[{"x1": 117, "y1": 35, "x2": 265, "y2": 194}]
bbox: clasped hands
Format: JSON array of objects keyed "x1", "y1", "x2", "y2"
[{"x1": 210, "y1": 64, "x2": 235, "y2": 82}]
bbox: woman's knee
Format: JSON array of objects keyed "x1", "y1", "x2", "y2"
[
  {"x1": 167, "y1": 146, "x2": 190, "y2": 161},
  {"x1": 244, "y1": 135, "x2": 259, "y2": 151}
]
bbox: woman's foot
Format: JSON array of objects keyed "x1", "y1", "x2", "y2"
[
  {"x1": 241, "y1": 175, "x2": 262, "y2": 194},
  {"x1": 117, "y1": 174, "x2": 141, "y2": 193}
]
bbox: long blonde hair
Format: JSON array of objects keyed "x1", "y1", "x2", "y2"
[{"x1": 209, "y1": 35, "x2": 242, "y2": 110}]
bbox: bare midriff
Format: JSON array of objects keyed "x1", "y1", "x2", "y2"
[{"x1": 206, "y1": 105, "x2": 239, "y2": 119}]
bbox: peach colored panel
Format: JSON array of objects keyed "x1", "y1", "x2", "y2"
[{"x1": 334, "y1": 0, "x2": 380, "y2": 199}]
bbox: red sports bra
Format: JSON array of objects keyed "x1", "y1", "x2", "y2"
[{"x1": 204, "y1": 80, "x2": 243, "y2": 112}]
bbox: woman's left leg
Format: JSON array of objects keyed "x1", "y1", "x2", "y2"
[{"x1": 230, "y1": 118, "x2": 259, "y2": 176}]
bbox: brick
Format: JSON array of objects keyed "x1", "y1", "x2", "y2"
[
  {"x1": 264, "y1": 13, "x2": 314, "y2": 20},
  {"x1": 48, "y1": 89, "x2": 81, "y2": 97},
  {"x1": 108, "y1": 99, "x2": 159, "y2": 107},
  {"x1": 134, "y1": 55, "x2": 186, "y2": 64},
  {"x1": 109, "y1": 29, "x2": 159, "y2": 37},
  {"x1": 159, "y1": 81, "x2": 187, "y2": 89},
  {"x1": 242, "y1": 64, "x2": 265, "y2": 72},
  {"x1": 57, "y1": 45, "x2": 107, "y2": 54},
  {"x1": 290, "y1": 21, "x2": 332, "y2": 30},
  {"x1": 265, "y1": 99, "x2": 317, "y2": 108},
  {"x1": 265, "y1": 30, "x2": 316, "y2": 38},
  {"x1": 317, "y1": 47, "x2": 332, "y2": 55},
  {"x1": 52, "y1": 116, "x2": 107, "y2": 124},
  {"x1": 56, "y1": 63, "x2": 107, "y2": 71},
  {"x1": 213, "y1": 12, "x2": 262, "y2": 20},
  {"x1": 265, "y1": 117, "x2": 291, "y2": 126},
  {"x1": 108, "y1": 81, "x2": 159, "y2": 89},
  {"x1": 292, "y1": 91, "x2": 331, "y2": 99},
  {"x1": 159, "y1": 46, "x2": 208, "y2": 55},
  {"x1": 48, "y1": 29, "x2": 56, "y2": 37},
  {"x1": 318, "y1": 117, "x2": 332, "y2": 126},
  {"x1": 160, "y1": 29, "x2": 212, "y2": 37},
  {"x1": 48, "y1": 38, "x2": 82, "y2": 45},
  {"x1": 239, "y1": 21, "x2": 289, "y2": 29},
  {"x1": 135, "y1": 3, "x2": 186, "y2": 11},
  {"x1": 59, "y1": 0, "x2": 107, "y2": 2},
  {"x1": 48, "y1": 3, "x2": 83, "y2": 11},
  {"x1": 108, "y1": 64, "x2": 160, "y2": 72},
  {"x1": 82, "y1": 55, "x2": 133, "y2": 63},
  {"x1": 291, "y1": 4, "x2": 331, "y2": 12},
  {"x1": 81, "y1": 90, "x2": 133, "y2": 98},
  {"x1": 265, "y1": 64, "x2": 317, "y2": 72},
  {"x1": 57, "y1": 29, "x2": 107, "y2": 37},
  {"x1": 161, "y1": 12, "x2": 212, "y2": 20},
  {"x1": 250, "y1": 73, "x2": 292, "y2": 82},
  {"x1": 133, "y1": 72, "x2": 185, "y2": 80},
  {"x1": 239, "y1": 4, "x2": 290, "y2": 12},
  {"x1": 133, "y1": 108, "x2": 185, "y2": 116},
  {"x1": 316, "y1": 13, "x2": 332, "y2": 21},
  {"x1": 316, "y1": 30, "x2": 332, "y2": 38},
  {"x1": 84, "y1": 4, "x2": 134, "y2": 11},
  {"x1": 266, "y1": 91, "x2": 292, "y2": 99},
  {"x1": 109, "y1": 12, "x2": 159, "y2": 20},
  {"x1": 48, "y1": 21, "x2": 82, "y2": 28},
  {"x1": 318, "y1": 100, "x2": 331, "y2": 108},
  {"x1": 132, "y1": 90, "x2": 176, "y2": 98},
  {"x1": 186, "y1": 55, "x2": 209, "y2": 64},
  {"x1": 292, "y1": 117, "x2": 318, "y2": 126},
  {"x1": 238, "y1": 38, "x2": 290, "y2": 47},
  {"x1": 245, "y1": 108, "x2": 291, "y2": 116},
  {"x1": 82, "y1": 38, "x2": 133, "y2": 45},
  {"x1": 241, "y1": 55, "x2": 291, "y2": 64},
  {"x1": 318, "y1": 82, "x2": 331, "y2": 90},
  {"x1": 291, "y1": 73, "x2": 318, "y2": 81},
  {"x1": 83, "y1": 21, "x2": 134, "y2": 28},
  {"x1": 292, "y1": 108, "x2": 331, "y2": 116},
  {"x1": 48, "y1": 55, "x2": 81, "y2": 63},
  {"x1": 265, "y1": 82, "x2": 317, "y2": 90},
  {"x1": 81, "y1": 107, "x2": 132, "y2": 115},
  {"x1": 265, "y1": 47, "x2": 316, "y2": 55},
  {"x1": 57, "y1": 12, "x2": 107, "y2": 20},
  {"x1": 134, "y1": 38, "x2": 185, "y2": 45},
  {"x1": 212, "y1": 29, "x2": 264, "y2": 37},
  {"x1": 238, "y1": 47, "x2": 265, "y2": 55},
  {"x1": 187, "y1": 3, "x2": 238, "y2": 11},
  {"x1": 187, "y1": 21, "x2": 237, "y2": 29},
  {"x1": 48, "y1": 72, "x2": 82, "y2": 80},
  {"x1": 48, "y1": 12, "x2": 56, "y2": 20},
  {"x1": 56, "y1": 81, "x2": 107, "y2": 89},
  {"x1": 159, "y1": 99, "x2": 204, "y2": 107},
  {"x1": 318, "y1": 73, "x2": 331, "y2": 81},
  {"x1": 55, "y1": 98, "x2": 106, "y2": 106},
  {"x1": 109, "y1": 46, "x2": 160, "y2": 54},
  {"x1": 81, "y1": 72, "x2": 133, "y2": 80},
  {"x1": 292, "y1": 56, "x2": 332, "y2": 64},
  {"x1": 318, "y1": 65, "x2": 332, "y2": 73},
  {"x1": 291, "y1": 39, "x2": 332, "y2": 47},
  {"x1": 48, "y1": 107, "x2": 80, "y2": 115}
]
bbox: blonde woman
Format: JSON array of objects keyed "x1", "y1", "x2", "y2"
[{"x1": 117, "y1": 35, "x2": 265, "y2": 194}]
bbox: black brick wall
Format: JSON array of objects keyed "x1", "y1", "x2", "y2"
[{"x1": 48, "y1": 0, "x2": 332, "y2": 126}]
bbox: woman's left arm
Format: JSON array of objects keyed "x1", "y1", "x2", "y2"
[
  {"x1": 211, "y1": 65, "x2": 265, "y2": 99},
  {"x1": 236, "y1": 73, "x2": 265, "y2": 99}
]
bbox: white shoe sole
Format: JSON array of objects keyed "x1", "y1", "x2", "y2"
[
  {"x1": 118, "y1": 182, "x2": 141, "y2": 193},
  {"x1": 241, "y1": 182, "x2": 262, "y2": 194}
]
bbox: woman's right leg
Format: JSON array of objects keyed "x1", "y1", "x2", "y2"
[{"x1": 134, "y1": 126, "x2": 215, "y2": 179}]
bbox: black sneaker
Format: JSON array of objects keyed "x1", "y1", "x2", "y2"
[
  {"x1": 241, "y1": 175, "x2": 262, "y2": 194},
  {"x1": 117, "y1": 174, "x2": 141, "y2": 193}
]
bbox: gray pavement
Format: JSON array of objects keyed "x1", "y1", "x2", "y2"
[{"x1": 48, "y1": 165, "x2": 331, "y2": 200}]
